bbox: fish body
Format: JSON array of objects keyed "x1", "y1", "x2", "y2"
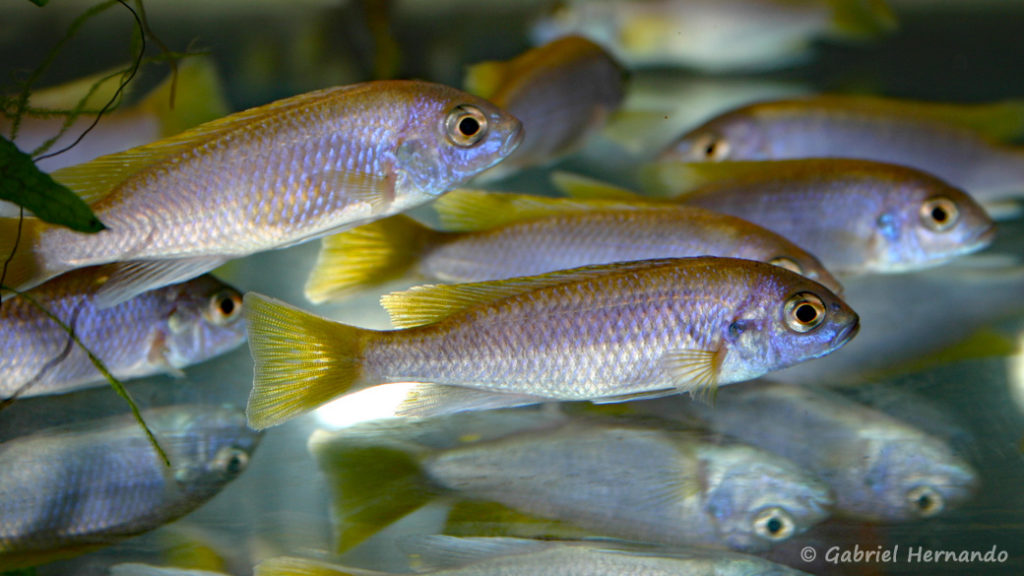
[
  {"x1": 0, "y1": 80, "x2": 522, "y2": 307},
  {"x1": 247, "y1": 256, "x2": 858, "y2": 428},
  {"x1": 530, "y1": 0, "x2": 896, "y2": 72},
  {"x1": 640, "y1": 159, "x2": 995, "y2": 274},
  {"x1": 660, "y1": 95, "x2": 1024, "y2": 202},
  {"x1": 685, "y1": 381, "x2": 977, "y2": 522},
  {"x1": 304, "y1": 189, "x2": 841, "y2": 302},
  {"x1": 0, "y1": 405, "x2": 261, "y2": 570},
  {"x1": 310, "y1": 418, "x2": 833, "y2": 553},
  {"x1": 0, "y1": 267, "x2": 246, "y2": 400},
  {"x1": 466, "y1": 35, "x2": 626, "y2": 179},
  {"x1": 258, "y1": 537, "x2": 815, "y2": 575}
]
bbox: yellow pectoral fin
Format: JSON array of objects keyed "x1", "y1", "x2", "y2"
[{"x1": 661, "y1": 348, "x2": 723, "y2": 404}]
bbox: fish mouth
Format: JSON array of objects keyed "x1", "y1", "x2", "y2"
[
  {"x1": 499, "y1": 120, "x2": 525, "y2": 156},
  {"x1": 972, "y1": 223, "x2": 997, "y2": 246},
  {"x1": 831, "y1": 319, "x2": 860, "y2": 348}
]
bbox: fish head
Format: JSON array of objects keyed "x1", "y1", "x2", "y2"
[
  {"x1": 717, "y1": 263, "x2": 858, "y2": 384},
  {"x1": 873, "y1": 178, "x2": 995, "y2": 271},
  {"x1": 393, "y1": 84, "x2": 522, "y2": 197},
  {"x1": 862, "y1": 439, "x2": 978, "y2": 521},
  {"x1": 660, "y1": 107, "x2": 769, "y2": 163},
  {"x1": 159, "y1": 275, "x2": 248, "y2": 369},
  {"x1": 701, "y1": 443, "x2": 834, "y2": 552},
  {"x1": 167, "y1": 405, "x2": 263, "y2": 498}
]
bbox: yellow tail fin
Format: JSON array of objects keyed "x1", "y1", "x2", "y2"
[
  {"x1": 304, "y1": 216, "x2": 436, "y2": 303},
  {"x1": 0, "y1": 216, "x2": 50, "y2": 294},
  {"x1": 244, "y1": 293, "x2": 375, "y2": 429},
  {"x1": 138, "y1": 56, "x2": 231, "y2": 138},
  {"x1": 255, "y1": 556, "x2": 386, "y2": 576}
]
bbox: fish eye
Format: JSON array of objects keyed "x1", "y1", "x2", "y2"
[
  {"x1": 693, "y1": 133, "x2": 730, "y2": 161},
  {"x1": 207, "y1": 289, "x2": 243, "y2": 325},
  {"x1": 784, "y1": 292, "x2": 826, "y2": 333},
  {"x1": 753, "y1": 507, "x2": 796, "y2": 541},
  {"x1": 907, "y1": 485, "x2": 945, "y2": 517},
  {"x1": 770, "y1": 256, "x2": 803, "y2": 275},
  {"x1": 214, "y1": 446, "x2": 250, "y2": 478},
  {"x1": 920, "y1": 197, "x2": 960, "y2": 232},
  {"x1": 445, "y1": 105, "x2": 489, "y2": 147}
]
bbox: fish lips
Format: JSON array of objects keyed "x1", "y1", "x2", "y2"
[
  {"x1": 499, "y1": 119, "x2": 525, "y2": 156},
  {"x1": 830, "y1": 316, "x2": 860, "y2": 349}
]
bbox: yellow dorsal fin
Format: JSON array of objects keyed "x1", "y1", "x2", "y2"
[
  {"x1": 433, "y1": 188, "x2": 646, "y2": 232},
  {"x1": 550, "y1": 171, "x2": 643, "y2": 201},
  {"x1": 137, "y1": 56, "x2": 231, "y2": 138},
  {"x1": 463, "y1": 61, "x2": 509, "y2": 100},
  {"x1": 381, "y1": 259, "x2": 673, "y2": 329},
  {"x1": 50, "y1": 84, "x2": 358, "y2": 206},
  {"x1": 639, "y1": 160, "x2": 819, "y2": 198}
]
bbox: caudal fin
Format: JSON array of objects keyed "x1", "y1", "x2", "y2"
[
  {"x1": 244, "y1": 293, "x2": 375, "y2": 429},
  {"x1": 308, "y1": 429, "x2": 435, "y2": 554},
  {"x1": 304, "y1": 216, "x2": 435, "y2": 303}
]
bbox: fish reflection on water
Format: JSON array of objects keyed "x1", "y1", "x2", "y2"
[
  {"x1": 0, "y1": 405, "x2": 260, "y2": 571},
  {"x1": 2, "y1": 0, "x2": 1023, "y2": 575}
]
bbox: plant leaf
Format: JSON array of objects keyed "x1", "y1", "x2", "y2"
[
  {"x1": 0, "y1": 136, "x2": 105, "y2": 233},
  {"x1": 28, "y1": 0, "x2": 50, "y2": 6}
]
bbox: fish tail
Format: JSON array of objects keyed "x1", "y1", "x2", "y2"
[
  {"x1": 256, "y1": 556, "x2": 391, "y2": 576},
  {"x1": 138, "y1": 56, "x2": 230, "y2": 138},
  {"x1": 0, "y1": 216, "x2": 49, "y2": 294},
  {"x1": 304, "y1": 216, "x2": 436, "y2": 303},
  {"x1": 309, "y1": 431, "x2": 435, "y2": 554},
  {"x1": 244, "y1": 292, "x2": 377, "y2": 429},
  {"x1": 828, "y1": 0, "x2": 899, "y2": 39}
]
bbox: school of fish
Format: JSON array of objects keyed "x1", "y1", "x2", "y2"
[{"x1": 1, "y1": 1, "x2": 1019, "y2": 575}]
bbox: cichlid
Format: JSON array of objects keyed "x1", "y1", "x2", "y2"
[
  {"x1": 309, "y1": 416, "x2": 833, "y2": 553},
  {"x1": 1, "y1": 266, "x2": 246, "y2": 401},
  {"x1": 304, "y1": 188, "x2": 842, "y2": 302},
  {"x1": 679, "y1": 381, "x2": 978, "y2": 522},
  {"x1": 0, "y1": 405, "x2": 261, "y2": 571},
  {"x1": 561, "y1": 159, "x2": 996, "y2": 274},
  {"x1": 530, "y1": 0, "x2": 897, "y2": 73},
  {"x1": 3, "y1": 56, "x2": 230, "y2": 174},
  {"x1": 0, "y1": 80, "x2": 522, "y2": 308},
  {"x1": 465, "y1": 35, "x2": 626, "y2": 180},
  {"x1": 246, "y1": 256, "x2": 858, "y2": 429},
  {"x1": 659, "y1": 94, "x2": 1024, "y2": 203},
  {"x1": 256, "y1": 536, "x2": 815, "y2": 575}
]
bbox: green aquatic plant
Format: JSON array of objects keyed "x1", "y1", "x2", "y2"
[{"x1": 1, "y1": 0, "x2": 194, "y2": 468}]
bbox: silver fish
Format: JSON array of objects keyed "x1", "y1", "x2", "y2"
[
  {"x1": 309, "y1": 417, "x2": 833, "y2": 552},
  {"x1": 660, "y1": 94, "x2": 1024, "y2": 203},
  {"x1": 0, "y1": 80, "x2": 522, "y2": 307},
  {"x1": 0, "y1": 405, "x2": 261, "y2": 571},
  {"x1": 637, "y1": 159, "x2": 995, "y2": 274},
  {"x1": 1, "y1": 266, "x2": 246, "y2": 400},
  {"x1": 245, "y1": 256, "x2": 858, "y2": 429},
  {"x1": 679, "y1": 381, "x2": 978, "y2": 521}
]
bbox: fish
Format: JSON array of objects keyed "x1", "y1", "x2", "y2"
[
  {"x1": 530, "y1": 0, "x2": 897, "y2": 73},
  {"x1": 464, "y1": 35, "x2": 626, "y2": 180},
  {"x1": 0, "y1": 404, "x2": 261, "y2": 571},
  {"x1": 672, "y1": 381, "x2": 978, "y2": 522},
  {"x1": 2, "y1": 56, "x2": 230, "y2": 174},
  {"x1": 659, "y1": 94, "x2": 1024, "y2": 203},
  {"x1": 309, "y1": 415, "x2": 834, "y2": 552},
  {"x1": 303, "y1": 188, "x2": 842, "y2": 302},
  {"x1": 0, "y1": 80, "x2": 523, "y2": 308},
  {"x1": 1, "y1": 266, "x2": 247, "y2": 401},
  {"x1": 564, "y1": 158, "x2": 997, "y2": 274},
  {"x1": 110, "y1": 565, "x2": 231, "y2": 576},
  {"x1": 245, "y1": 256, "x2": 858, "y2": 429},
  {"x1": 256, "y1": 536, "x2": 815, "y2": 575}
]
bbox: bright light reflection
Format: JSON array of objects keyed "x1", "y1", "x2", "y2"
[
  {"x1": 313, "y1": 382, "x2": 419, "y2": 429},
  {"x1": 1009, "y1": 332, "x2": 1024, "y2": 416}
]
